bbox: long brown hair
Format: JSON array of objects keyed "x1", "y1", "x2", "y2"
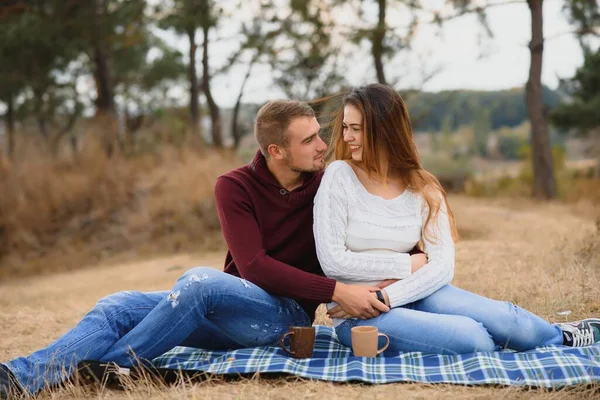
[{"x1": 326, "y1": 83, "x2": 458, "y2": 243}]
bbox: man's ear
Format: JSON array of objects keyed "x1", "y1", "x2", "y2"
[{"x1": 267, "y1": 144, "x2": 284, "y2": 160}]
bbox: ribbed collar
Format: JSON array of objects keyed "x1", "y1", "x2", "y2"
[{"x1": 249, "y1": 150, "x2": 321, "y2": 208}]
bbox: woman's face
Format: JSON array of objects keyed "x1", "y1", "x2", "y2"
[{"x1": 342, "y1": 104, "x2": 364, "y2": 162}]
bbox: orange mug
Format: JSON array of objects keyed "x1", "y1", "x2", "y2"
[{"x1": 351, "y1": 326, "x2": 390, "y2": 357}]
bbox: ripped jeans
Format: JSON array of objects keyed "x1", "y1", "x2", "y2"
[{"x1": 5, "y1": 267, "x2": 311, "y2": 395}]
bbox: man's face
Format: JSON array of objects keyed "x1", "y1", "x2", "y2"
[{"x1": 281, "y1": 116, "x2": 327, "y2": 173}]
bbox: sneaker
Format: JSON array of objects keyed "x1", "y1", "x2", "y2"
[
  {"x1": 558, "y1": 318, "x2": 600, "y2": 347},
  {"x1": 0, "y1": 364, "x2": 23, "y2": 400},
  {"x1": 76, "y1": 360, "x2": 132, "y2": 390}
]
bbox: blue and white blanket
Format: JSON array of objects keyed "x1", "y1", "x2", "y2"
[{"x1": 152, "y1": 325, "x2": 600, "y2": 387}]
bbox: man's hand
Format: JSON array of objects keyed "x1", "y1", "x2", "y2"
[
  {"x1": 330, "y1": 282, "x2": 390, "y2": 319},
  {"x1": 410, "y1": 253, "x2": 428, "y2": 273}
]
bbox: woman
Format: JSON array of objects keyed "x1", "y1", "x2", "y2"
[{"x1": 313, "y1": 83, "x2": 600, "y2": 354}]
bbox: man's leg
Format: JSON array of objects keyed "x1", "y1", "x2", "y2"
[
  {"x1": 336, "y1": 306, "x2": 497, "y2": 355},
  {"x1": 4, "y1": 290, "x2": 165, "y2": 395},
  {"x1": 415, "y1": 285, "x2": 563, "y2": 351},
  {"x1": 100, "y1": 267, "x2": 311, "y2": 365}
]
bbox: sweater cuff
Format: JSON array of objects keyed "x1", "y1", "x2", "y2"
[
  {"x1": 397, "y1": 253, "x2": 412, "y2": 278},
  {"x1": 387, "y1": 289, "x2": 409, "y2": 309},
  {"x1": 307, "y1": 275, "x2": 337, "y2": 303}
]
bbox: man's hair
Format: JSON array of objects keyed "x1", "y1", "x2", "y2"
[{"x1": 254, "y1": 100, "x2": 315, "y2": 157}]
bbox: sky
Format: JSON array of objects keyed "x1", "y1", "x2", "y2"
[{"x1": 152, "y1": 0, "x2": 587, "y2": 108}]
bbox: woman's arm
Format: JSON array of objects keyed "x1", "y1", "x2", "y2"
[
  {"x1": 313, "y1": 163, "x2": 413, "y2": 282},
  {"x1": 382, "y1": 188, "x2": 455, "y2": 308}
]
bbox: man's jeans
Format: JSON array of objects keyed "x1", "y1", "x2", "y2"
[
  {"x1": 5, "y1": 267, "x2": 311, "y2": 395},
  {"x1": 336, "y1": 285, "x2": 564, "y2": 355}
]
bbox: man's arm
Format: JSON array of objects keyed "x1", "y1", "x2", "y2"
[{"x1": 214, "y1": 176, "x2": 336, "y2": 302}]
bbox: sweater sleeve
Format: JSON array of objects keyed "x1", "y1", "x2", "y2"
[
  {"x1": 313, "y1": 163, "x2": 412, "y2": 282},
  {"x1": 214, "y1": 176, "x2": 336, "y2": 303},
  {"x1": 385, "y1": 188, "x2": 455, "y2": 307}
]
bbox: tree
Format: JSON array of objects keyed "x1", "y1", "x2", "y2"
[
  {"x1": 0, "y1": 1, "x2": 84, "y2": 157},
  {"x1": 525, "y1": 0, "x2": 556, "y2": 198},
  {"x1": 226, "y1": 3, "x2": 281, "y2": 148},
  {"x1": 564, "y1": 0, "x2": 600, "y2": 48},
  {"x1": 270, "y1": 0, "x2": 347, "y2": 100},
  {"x1": 200, "y1": 0, "x2": 223, "y2": 148},
  {"x1": 0, "y1": 15, "x2": 25, "y2": 159},
  {"x1": 159, "y1": 0, "x2": 223, "y2": 147},
  {"x1": 472, "y1": 108, "x2": 491, "y2": 157},
  {"x1": 436, "y1": 0, "x2": 556, "y2": 198},
  {"x1": 115, "y1": 33, "x2": 186, "y2": 153},
  {"x1": 339, "y1": 0, "x2": 420, "y2": 86},
  {"x1": 54, "y1": 0, "x2": 149, "y2": 156},
  {"x1": 551, "y1": 48, "x2": 600, "y2": 132},
  {"x1": 440, "y1": 0, "x2": 597, "y2": 196}
]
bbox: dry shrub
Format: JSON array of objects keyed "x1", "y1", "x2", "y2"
[
  {"x1": 0, "y1": 138, "x2": 241, "y2": 280},
  {"x1": 563, "y1": 178, "x2": 600, "y2": 205}
]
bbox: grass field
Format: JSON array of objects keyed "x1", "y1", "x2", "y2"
[{"x1": 1, "y1": 195, "x2": 599, "y2": 399}]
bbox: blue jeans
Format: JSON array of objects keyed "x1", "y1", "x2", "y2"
[
  {"x1": 5, "y1": 267, "x2": 311, "y2": 395},
  {"x1": 336, "y1": 285, "x2": 563, "y2": 355}
]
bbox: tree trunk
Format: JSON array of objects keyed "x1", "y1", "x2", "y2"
[
  {"x1": 201, "y1": 24, "x2": 223, "y2": 148},
  {"x1": 186, "y1": 27, "x2": 201, "y2": 139},
  {"x1": 526, "y1": 0, "x2": 556, "y2": 199},
  {"x1": 90, "y1": 0, "x2": 117, "y2": 157},
  {"x1": 37, "y1": 116, "x2": 48, "y2": 140},
  {"x1": 90, "y1": 4, "x2": 114, "y2": 114},
  {"x1": 232, "y1": 51, "x2": 258, "y2": 149},
  {"x1": 51, "y1": 108, "x2": 79, "y2": 156},
  {"x1": 33, "y1": 88, "x2": 49, "y2": 144},
  {"x1": 372, "y1": 0, "x2": 387, "y2": 85},
  {"x1": 5, "y1": 92, "x2": 15, "y2": 159}
]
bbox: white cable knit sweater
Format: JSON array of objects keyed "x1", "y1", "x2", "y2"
[{"x1": 313, "y1": 161, "x2": 455, "y2": 326}]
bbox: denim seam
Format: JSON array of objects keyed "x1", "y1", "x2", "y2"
[
  {"x1": 383, "y1": 331, "x2": 462, "y2": 355},
  {"x1": 55, "y1": 305, "x2": 157, "y2": 353},
  {"x1": 207, "y1": 292, "x2": 309, "y2": 327}
]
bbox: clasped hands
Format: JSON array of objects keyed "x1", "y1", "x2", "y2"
[{"x1": 328, "y1": 252, "x2": 428, "y2": 320}]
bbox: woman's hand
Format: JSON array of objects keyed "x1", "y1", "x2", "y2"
[
  {"x1": 410, "y1": 253, "x2": 428, "y2": 273},
  {"x1": 377, "y1": 279, "x2": 398, "y2": 289},
  {"x1": 377, "y1": 253, "x2": 428, "y2": 290}
]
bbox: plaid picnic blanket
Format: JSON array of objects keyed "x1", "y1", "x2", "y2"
[{"x1": 152, "y1": 325, "x2": 600, "y2": 387}]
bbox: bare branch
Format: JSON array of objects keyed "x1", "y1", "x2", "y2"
[{"x1": 420, "y1": 0, "x2": 526, "y2": 25}]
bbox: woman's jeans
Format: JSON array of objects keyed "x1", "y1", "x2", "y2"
[
  {"x1": 5, "y1": 267, "x2": 311, "y2": 395},
  {"x1": 336, "y1": 285, "x2": 563, "y2": 355}
]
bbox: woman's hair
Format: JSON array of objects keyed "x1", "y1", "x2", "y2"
[{"x1": 325, "y1": 83, "x2": 458, "y2": 243}]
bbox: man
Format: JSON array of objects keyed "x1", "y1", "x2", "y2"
[{"x1": 0, "y1": 100, "x2": 390, "y2": 399}]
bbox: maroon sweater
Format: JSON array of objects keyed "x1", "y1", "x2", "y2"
[{"x1": 214, "y1": 151, "x2": 337, "y2": 321}]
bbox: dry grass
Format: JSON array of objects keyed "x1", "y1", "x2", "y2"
[
  {"x1": 1, "y1": 195, "x2": 599, "y2": 398},
  {"x1": 0, "y1": 142, "x2": 241, "y2": 281}
]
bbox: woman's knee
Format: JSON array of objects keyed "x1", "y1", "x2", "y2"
[{"x1": 454, "y1": 317, "x2": 496, "y2": 353}]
